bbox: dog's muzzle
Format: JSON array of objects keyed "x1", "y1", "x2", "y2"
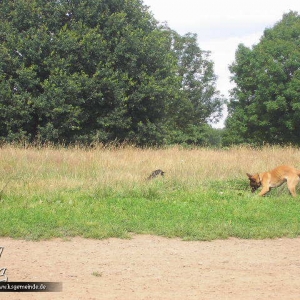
[
  {"x1": 251, "y1": 186, "x2": 258, "y2": 193},
  {"x1": 250, "y1": 182, "x2": 261, "y2": 193}
]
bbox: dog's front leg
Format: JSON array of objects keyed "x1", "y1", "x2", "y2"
[{"x1": 258, "y1": 186, "x2": 270, "y2": 196}]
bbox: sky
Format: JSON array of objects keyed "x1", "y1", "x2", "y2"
[{"x1": 142, "y1": 0, "x2": 299, "y2": 127}]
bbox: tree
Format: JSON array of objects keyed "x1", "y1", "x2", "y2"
[
  {"x1": 0, "y1": 0, "x2": 223, "y2": 146},
  {"x1": 164, "y1": 30, "x2": 224, "y2": 144},
  {"x1": 0, "y1": 0, "x2": 178, "y2": 145},
  {"x1": 224, "y1": 11, "x2": 300, "y2": 146}
]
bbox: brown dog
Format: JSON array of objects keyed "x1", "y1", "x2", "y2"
[{"x1": 247, "y1": 165, "x2": 300, "y2": 197}]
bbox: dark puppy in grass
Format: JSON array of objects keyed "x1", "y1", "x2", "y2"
[{"x1": 147, "y1": 169, "x2": 165, "y2": 180}]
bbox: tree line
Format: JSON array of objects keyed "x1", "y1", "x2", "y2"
[
  {"x1": 0, "y1": 1, "x2": 299, "y2": 147},
  {"x1": 224, "y1": 11, "x2": 300, "y2": 146},
  {"x1": 0, "y1": 0, "x2": 223, "y2": 146}
]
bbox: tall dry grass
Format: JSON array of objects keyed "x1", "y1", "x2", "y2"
[{"x1": 1, "y1": 144, "x2": 300, "y2": 196}]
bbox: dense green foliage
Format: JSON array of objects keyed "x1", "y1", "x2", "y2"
[
  {"x1": 224, "y1": 12, "x2": 300, "y2": 146},
  {"x1": 0, "y1": 0, "x2": 223, "y2": 146},
  {"x1": 165, "y1": 31, "x2": 223, "y2": 144}
]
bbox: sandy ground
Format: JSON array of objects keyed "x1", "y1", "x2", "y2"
[{"x1": 0, "y1": 235, "x2": 300, "y2": 300}]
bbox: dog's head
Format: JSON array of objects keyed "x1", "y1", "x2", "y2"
[{"x1": 246, "y1": 173, "x2": 261, "y2": 192}]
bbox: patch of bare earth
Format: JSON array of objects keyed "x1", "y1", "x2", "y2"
[{"x1": 1, "y1": 235, "x2": 300, "y2": 300}]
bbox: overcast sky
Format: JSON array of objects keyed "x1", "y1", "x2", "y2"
[{"x1": 142, "y1": 0, "x2": 299, "y2": 127}]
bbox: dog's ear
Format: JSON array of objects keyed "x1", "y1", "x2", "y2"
[{"x1": 246, "y1": 173, "x2": 253, "y2": 179}]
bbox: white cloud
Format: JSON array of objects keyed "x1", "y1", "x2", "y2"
[{"x1": 202, "y1": 32, "x2": 263, "y2": 95}]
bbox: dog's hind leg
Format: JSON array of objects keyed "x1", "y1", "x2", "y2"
[{"x1": 287, "y1": 176, "x2": 299, "y2": 197}]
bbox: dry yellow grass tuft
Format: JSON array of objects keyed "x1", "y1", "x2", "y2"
[{"x1": 1, "y1": 144, "x2": 300, "y2": 195}]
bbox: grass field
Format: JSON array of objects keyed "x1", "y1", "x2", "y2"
[{"x1": 1, "y1": 144, "x2": 300, "y2": 240}]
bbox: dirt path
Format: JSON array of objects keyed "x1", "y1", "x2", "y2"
[{"x1": 1, "y1": 235, "x2": 300, "y2": 300}]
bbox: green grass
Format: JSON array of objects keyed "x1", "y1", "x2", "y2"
[
  {"x1": 1, "y1": 145, "x2": 300, "y2": 241},
  {"x1": 1, "y1": 179, "x2": 300, "y2": 241}
]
